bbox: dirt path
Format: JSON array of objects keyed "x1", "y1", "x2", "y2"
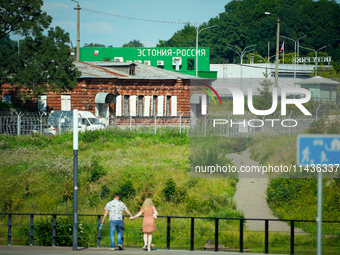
[{"x1": 228, "y1": 149, "x2": 304, "y2": 233}]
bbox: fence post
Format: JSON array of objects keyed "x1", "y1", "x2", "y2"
[
  {"x1": 262, "y1": 116, "x2": 265, "y2": 133},
  {"x1": 97, "y1": 215, "x2": 101, "y2": 247},
  {"x1": 190, "y1": 218, "x2": 194, "y2": 251},
  {"x1": 17, "y1": 114, "x2": 21, "y2": 136},
  {"x1": 288, "y1": 111, "x2": 293, "y2": 137},
  {"x1": 154, "y1": 115, "x2": 157, "y2": 135},
  {"x1": 239, "y1": 219, "x2": 243, "y2": 252},
  {"x1": 130, "y1": 116, "x2": 132, "y2": 131},
  {"x1": 58, "y1": 117, "x2": 62, "y2": 135},
  {"x1": 30, "y1": 214, "x2": 34, "y2": 246},
  {"x1": 52, "y1": 215, "x2": 57, "y2": 246},
  {"x1": 290, "y1": 220, "x2": 295, "y2": 255},
  {"x1": 7, "y1": 214, "x2": 11, "y2": 246},
  {"x1": 204, "y1": 113, "x2": 209, "y2": 137},
  {"x1": 166, "y1": 217, "x2": 171, "y2": 250},
  {"x1": 40, "y1": 113, "x2": 43, "y2": 134},
  {"x1": 265, "y1": 220, "x2": 269, "y2": 254},
  {"x1": 215, "y1": 218, "x2": 219, "y2": 251},
  {"x1": 178, "y1": 113, "x2": 183, "y2": 134},
  {"x1": 316, "y1": 105, "x2": 321, "y2": 120}
]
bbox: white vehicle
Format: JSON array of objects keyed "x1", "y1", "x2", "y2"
[
  {"x1": 78, "y1": 111, "x2": 105, "y2": 132},
  {"x1": 48, "y1": 110, "x2": 104, "y2": 133}
]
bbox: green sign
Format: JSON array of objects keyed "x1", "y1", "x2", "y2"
[{"x1": 79, "y1": 47, "x2": 212, "y2": 76}]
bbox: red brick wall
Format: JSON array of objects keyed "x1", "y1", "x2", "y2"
[{"x1": 1, "y1": 78, "x2": 191, "y2": 124}]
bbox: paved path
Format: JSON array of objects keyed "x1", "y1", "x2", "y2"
[
  {"x1": 0, "y1": 246, "x2": 286, "y2": 255},
  {"x1": 229, "y1": 149, "x2": 304, "y2": 233}
]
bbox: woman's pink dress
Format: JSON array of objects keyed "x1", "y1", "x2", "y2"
[{"x1": 141, "y1": 207, "x2": 156, "y2": 233}]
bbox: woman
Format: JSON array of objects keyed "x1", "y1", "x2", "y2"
[{"x1": 131, "y1": 198, "x2": 158, "y2": 251}]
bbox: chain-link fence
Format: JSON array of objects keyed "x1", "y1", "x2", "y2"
[
  {"x1": 0, "y1": 111, "x2": 68, "y2": 136},
  {"x1": 0, "y1": 111, "x2": 191, "y2": 136},
  {"x1": 113, "y1": 115, "x2": 190, "y2": 134}
]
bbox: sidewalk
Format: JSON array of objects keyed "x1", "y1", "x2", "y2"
[{"x1": 0, "y1": 246, "x2": 282, "y2": 255}]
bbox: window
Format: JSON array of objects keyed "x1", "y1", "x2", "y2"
[
  {"x1": 144, "y1": 96, "x2": 151, "y2": 116},
  {"x1": 165, "y1": 96, "x2": 171, "y2": 117},
  {"x1": 151, "y1": 96, "x2": 157, "y2": 116},
  {"x1": 116, "y1": 95, "x2": 122, "y2": 116},
  {"x1": 130, "y1": 96, "x2": 137, "y2": 116},
  {"x1": 171, "y1": 96, "x2": 177, "y2": 116},
  {"x1": 137, "y1": 95, "x2": 144, "y2": 117},
  {"x1": 38, "y1": 95, "x2": 47, "y2": 112},
  {"x1": 123, "y1": 95, "x2": 130, "y2": 117},
  {"x1": 61, "y1": 95, "x2": 71, "y2": 111},
  {"x1": 2, "y1": 95, "x2": 11, "y2": 105},
  {"x1": 157, "y1": 96, "x2": 164, "y2": 116}
]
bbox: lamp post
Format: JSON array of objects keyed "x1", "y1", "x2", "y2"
[
  {"x1": 265, "y1": 12, "x2": 280, "y2": 87},
  {"x1": 226, "y1": 44, "x2": 257, "y2": 82},
  {"x1": 71, "y1": 0, "x2": 81, "y2": 61},
  {"x1": 194, "y1": 24, "x2": 217, "y2": 77},
  {"x1": 299, "y1": 45, "x2": 330, "y2": 76},
  {"x1": 279, "y1": 35, "x2": 307, "y2": 81},
  {"x1": 250, "y1": 53, "x2": 278, "y2": 76}
]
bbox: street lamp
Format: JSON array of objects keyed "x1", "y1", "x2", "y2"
[
  {"x1": 299, "y1": 45, "x2": 330, "y2": 76},
  {"x1": 279, "y1": 35, "x2": 307, "y2": 81},
  {"x1": 194, "y1": 24, "x2": 217, "y2": 77},
  {"x1": 226, "y1": 43, "x2": 257, "y2": 81},
  {"x1": 265, "y1": 12, "x2": 281, "y2": 87}
]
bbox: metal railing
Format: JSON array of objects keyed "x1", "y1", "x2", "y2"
[{"x1": 1, "y1": 213, "x2": 339, "y2": 254}]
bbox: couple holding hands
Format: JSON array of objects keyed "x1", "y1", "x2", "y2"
[{"x1": 102, "y1": 194, "x2": 158, "y2": 251}]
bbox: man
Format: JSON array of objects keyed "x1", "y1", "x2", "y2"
[{"x1": 102, "y1": 193, "x2": 133, "y2": 251}]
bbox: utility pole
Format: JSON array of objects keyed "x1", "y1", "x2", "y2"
[
  {"x1": 71, "y1": 0, "x2": 81, "y2": 61},
  {"x1": 265, "y1": 12, "x2": 281, "y2": 87}
]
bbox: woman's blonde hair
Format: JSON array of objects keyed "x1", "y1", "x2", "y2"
[{"x1": 142, "y1": 198, "x2": 153, "y2": 210}]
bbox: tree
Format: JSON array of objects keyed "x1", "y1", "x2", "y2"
[
  {"x1": 0, "y1": 0, "x2": 51, "y2": 40},
  {"x1": 157, "y1": 0, "x2": 340, "y2": 64},
  {"x1": 122, "y1": 39, "x2": 144, "y2": 47},
  {"x1": 0, "y1": 0, "x2": 81, "y2": 98}
]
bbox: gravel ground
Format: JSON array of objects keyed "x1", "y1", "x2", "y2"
[{"x1": 228, "y1": 149, "x2": 304, "y2": 233}]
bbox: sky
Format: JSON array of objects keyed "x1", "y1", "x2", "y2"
[{"x1": 41, "y1": 0, "x2": 230, "y2": 48}]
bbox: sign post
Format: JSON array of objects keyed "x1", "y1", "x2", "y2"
[
  {"x1": 297, "y1": 134, "x2": 340, "y2": 255},
  {"x1": 73, "y1": 109, "x2": 79, "y2": 251}
]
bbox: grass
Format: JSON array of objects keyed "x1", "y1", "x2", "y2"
[
  {"x1": 0, "y1": 128, "x2": 241, "y2": 248},
  {"x1": 0, "y1": 129, "x2": 339, "y2": 253}
]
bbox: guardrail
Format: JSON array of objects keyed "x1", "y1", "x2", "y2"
[{"x1": 1, "y1": 213, "x2": 340, "y2": 253}]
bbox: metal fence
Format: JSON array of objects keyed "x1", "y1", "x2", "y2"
[
  {"x1": 0, "y1": 213, "x2": 339, "y2": 254},
  {"x1": 113, "y1": 115, "x2": 190, "y2": 135},
  {"x1": 0, "y1": 111, "x2": 191, "y2": 136},
  {"x1": 0, "y1": 107, "x2": 339, "y2": 137}
]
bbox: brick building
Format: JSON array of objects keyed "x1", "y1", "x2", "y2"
[{"x1": 0, "y1": 61, "x2": 204, "y2": 126}]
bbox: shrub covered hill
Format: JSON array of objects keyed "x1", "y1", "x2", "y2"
[{"x1": 0, "y1": 129, "x2": 240, "y2": 218}]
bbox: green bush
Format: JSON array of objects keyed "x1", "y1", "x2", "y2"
[
  {"x1": 218, "y1": 137, "x2": 249, "y2": 153},
  {"x1": 119, "y1": 180, "x2": 136, "y2": 200},
  {"x1": 80, "y1": 159, "x2": 106, "y2": 182},
  {"x1": 326, "y1": 118, "x2": 340, "y2": 134},
  {"x1": 307, "y1": 119, "x2": 325, "y2": 134},
  {"x1": 100, "y1": 184, "x2": 110, "y2": 198},
  {"x1": 23, "y1": 217, "x2": 91, "y2": 247},
  {"x1": 162, "y1": 178, "x2": 177, "y2": 202}
]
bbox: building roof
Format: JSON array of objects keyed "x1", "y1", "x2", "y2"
[{"x1": 74, "y1": 61, "x2": 197, "y2": 80}]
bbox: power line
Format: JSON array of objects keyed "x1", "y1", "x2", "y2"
[{"x1": 82, "y1": 8, "x2": 186, "y2": 24}]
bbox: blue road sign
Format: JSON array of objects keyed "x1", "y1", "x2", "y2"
[{"x1": 297, "y1": 134, "x2": 340, "y2": 165}]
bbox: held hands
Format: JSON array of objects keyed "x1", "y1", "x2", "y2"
[{"x1": 129, "y1": 216, "x2": 134, "y2": 221}]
